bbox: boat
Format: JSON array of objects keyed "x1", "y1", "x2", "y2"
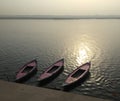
[
  {"x1": 15, "y1": 59, "x2": 37, "y2": 82},
  {"x1": 62, "y1": 62, "x2": 91, "y2": 88},
  {"x1": 38, "y1": 59, "x2": 64, "y2": 83}
]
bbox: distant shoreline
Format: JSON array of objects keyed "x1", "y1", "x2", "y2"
[{"x1": 0, "y1": 15, "x2": 120, "y2": 19}]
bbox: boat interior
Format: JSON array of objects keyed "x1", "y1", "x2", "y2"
[
  {"x1": 71, "y1": 69, "x2": 85, "y2": 78},
  {"x1": 47, "y1": 66, "x2": 59, "y2": 73},
  {"x1": 22, "y1": 66, "x2": 33, "y2": 73}
]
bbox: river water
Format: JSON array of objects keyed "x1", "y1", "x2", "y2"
[{"x1": 0, "y1": 19, "x2": 120, "y2": 100}]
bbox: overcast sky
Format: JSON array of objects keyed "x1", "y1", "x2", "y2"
[{"x1": 0, "y1": 0, "x2": 120, "y2": 15}]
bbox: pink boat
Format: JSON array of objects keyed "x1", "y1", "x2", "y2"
[
  {"x1": 62, "y1": 62, "x2": 91, "y2": 87},
  {"x1": 38, "y1": 59, "x2": 64, "y2": 82},
  {"x1": 15, "y1": 59, "x2": 37, "y2": 82}
]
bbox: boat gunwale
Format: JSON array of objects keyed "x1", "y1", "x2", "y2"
[
  {"x1": 41, "y1": 58, "x2": 64, "y2": 74},
  {"x1": 15, "y1": 59, "x2": 37, "y2": 81},
  {"x1": 63, "y1": 62, "x2": 91, "y2": 86},
  {"x1": 38, "y1": 58, "x2": 64, "y2": 81}
]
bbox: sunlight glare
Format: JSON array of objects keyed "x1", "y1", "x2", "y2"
[{"x1": 76, "y1": 35, "x2": 96, "y2": 65}]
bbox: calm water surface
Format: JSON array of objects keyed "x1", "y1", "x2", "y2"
[{"x1": 0, "y1": 19, "x2": 120, "y2": 100}]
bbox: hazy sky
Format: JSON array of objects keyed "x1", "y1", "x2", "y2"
[{"x1": 0, "y1": 0, "x2": 120, "y2": 15}]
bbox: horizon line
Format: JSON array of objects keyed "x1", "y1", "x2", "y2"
[{"x1": 0, "y1": 15, "x2": 120, "y2": 19}]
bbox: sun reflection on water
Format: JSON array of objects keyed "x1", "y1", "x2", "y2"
[
  {"x1": 64, "y1": 34, "x2": 102, "y2": 74},
  {"x1": 77, "y1": 43, "x2": 91, "y2": 65},
  {"x1": 76, "y1": 34, "x2": 101, "y2": 66}
]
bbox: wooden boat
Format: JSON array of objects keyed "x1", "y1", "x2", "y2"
[
  {"x1": 62, "y1": 62, "x2": 91, "y2": 88},
  {"x1": 38, "y1": 59, "x2": 64, "y2": 82},
  {"x1": 15, "y1": 59, "x2": 37, "y2": 82}
]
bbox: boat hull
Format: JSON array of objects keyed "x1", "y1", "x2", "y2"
[
  {"x1": 38, "y1": 59, "x2": 64, "y2": 85},
  {"x1": 62, "y1": 71, "x2": 90, "y2": 90},
  {"x1": 15, "y1": 59, "x2": 37, "y2": 83},
  {"x1": 62, "y1": 62, "x2": 91, "y2": 89}
]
